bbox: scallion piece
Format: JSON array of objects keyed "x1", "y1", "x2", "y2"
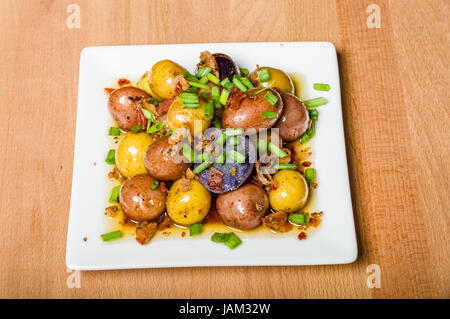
[
  {"x1": 189, "y1": 223, "x2": 203, "y2": 236},
  {"x1": 288, "y1": 213, "x2": 310, "y2": 225},
  {"x1": 228, "y1": 136, "x2": 240, "y2": 146},
  {"x1": 305, "y1": 168, "x2": 316, "y2": 185},
  {"x1": 211, "y1": 232, "x2": 228, "y2": 243},
  {"x1": 150, "y1": 180, "x2": 159, "y2": 190},
  {"x1": 182, "y1": 144, "x2": 195, "y2": 162},
  {"x1": 198, "y1": 75, "x2": 209, "y2": 84},
  {"x1": 179, "y1": 92, "x2": 199, "y2": 104},
  {"x1": 219, "y1": 88, "x2": 230, "y2": 105},
  {"x1": 313, "y1": 83, "x2": 331, "y2": 91},
  {"x1": 216, "y1": 152, "x2": 226, "y2": 165},
  {"x1": 108, "y1": 127, "x2": 120, "y2": 136},
  {"x1": 264, "y1": 91, "x2": 278, "y2": 106},
  {"x1": 239, "y1": 76, "x2": 254, "y2": 89},
  {"x1": 304, "y1": 97, "x2": 328, "y2": 109},
  {"x1": 300, "y1": 122, "x2": 315, "y2": 144},
  {"x1": 183, "y1": 103, "x2": 200, "y2": 109},
  {"x1": 215, "y1": 132, "x2": 226, "y2": 146},
  {"x1": 183, "y1": 71, "x2": 198, "y2": 82},
  {"x1": 207, "y1": 73, "x2": 220, "y2": 85},
  {"x1": 196, "y1": 67, "x2": 212, "y2": 78},
  {"x1": 204, "y1": 100, "x2": 214, "y2": 120},
  {"x1": 147, "y1": 122, "x2": 165, "y2": 134},
  {"x1": 262, "y1": 111, "x2": 277, "y2": 119},
  {"x1": 228, "y1": 149, "x2": 246, "y2": 164},
  {"x1": 193, "y1": 160, "x2": 213, "y2": 174},
  {"x1": 309, "y1": 109, "x2": 319, "y2": 121},
  {"x1": 213, "y1": 98, "x2": 222, "y2": 109},
  {"x1": 257, "y1": 139, "x2": 268, "y2": 152},
  {"x1": 257, "y1": 68, "x2": 270, "y2": 82},
  {"x1": 131, "y1": 125, "x2": 142, "y2": 133},
  {"x1": 183, "y1": 86, "x2": 200, "y2": 94},
  {"x1": 189, "y1": 81, "x2": 210, "y2": 90},
  {"x1": 211, "y1": 86, "x2": 220, "y2": 99},
  {"x1": 275, "y1": 163, "x2": 297, "y2": 170},
  {"x1": 105, "y1": 149, "x2": 116, "y2": 165},
  {"x1": 232, "y1": 75, "x2": 247, "y2": 93},
  {"x1": 141, "y1": 108, "x2": 157, "y2": 123},
  {"x1": 108, "y1": 185, "x2": 120, "y2": 203},
  {"x1": 101, "y1": 230, "x2": 123, "y2": 242},
  {"x1": 147, "y1": 97, "x2": 159, "y2": 106},
  {"x1": 220, "y1": 78, "x2": 234, "y2": 91},
  {"x1": 239, "y1": 68, "x2": 249, "y2": 76},
  {"x1": 268, "y1": 142, "x2": 288, "y2": 158},
  {"x1": 212, "y1": 117, "x2": 222, "y2": 128},
  {"x1": 251, "y1": 85, "x2": 272, "y2": 95},
  {"x1": 224, "y1": 232, "x2": 242, "y2": 249},
  {"x1": 165, "y1": 130, "x2": 173, "y2": 136},
  {"x1": 224, "y1": 128, "x2": 244, "y2": 136}
]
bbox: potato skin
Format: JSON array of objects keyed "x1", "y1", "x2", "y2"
[
  {"x1": 144, "y1": 136, "x2": 190, "y2": 181},
  {"x1": 249, "y1": 66, "x2": 294, "y2": 94},
  {"x1": 269, "y1": 170, "x2": 309, "y2": 213},
  {"x1": 116, "y1": 133, "x2": 153, "y2": 178},
  {"x1": 167, "y1": 179, "x2": 211, "y2": 225},
  {"x1": 221, "y1": 87, "x2": 283, "y2": 130},
  {"x1": 216, "y1": 184, "x2": 269, "y2": 230},
  {"x1": 166, "y1": 98, "x2": 211, "y2": 135},
  {"x1": 119, "y1": 174, "x2": 166, "y2": 222},
  {"x1": 150, "y1": 60, "x2": 186, "y2": 100},
  {"x1": 274, "y1": 93, "x2": 310, "y2": 141},
  {"x1": 108, "y1": 86, "x2": 150, "y2": 131}
]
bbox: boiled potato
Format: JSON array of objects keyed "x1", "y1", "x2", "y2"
[
  {"x1": 138, "y1": 71, "x2": 158, "y2": 97},
  {"x1": 150, "y1": 60, "x2": 186, "y2": 99},
  {"x1": 287, "y1": 140, "x2": 311, "y2": 174},
  {"x1": 166, "y1": 99, "x2": 211, "y2": 135},
  {"x1": 249, "y1": 66, "x2": 295, "y2": 94},
  {"x1": 116, "y1": 133, "x2": 153, "y2": 178},
  {"x1": 167, "y1": 179, "x2": 211, "y2": 225},
  {"x1": 269, "y1": 170, "x2": 308, "y2": 212}
]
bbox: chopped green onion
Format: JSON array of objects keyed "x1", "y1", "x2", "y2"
[
  {"x1": 300, "y1": 122, "x2": 315, "y2": 144},
  {"x1": 228, "y1": 136, "x2": 240, "y2": 146},
  {"x1": 183, "y1": 71, "x2": 198, "y2": 82},
  {"x1": 108, "y1": 127, "x2": 120, "y2": 136},
  {"x1": 179, "y1": 92, "x2": 199, "y2": 104},
  {"x1": 264, "y1": 91, "x2": 278, "y2": 106},
  {"x1": 101, "y1": 230, "x2": 123, "y2": 242},
  {"x1": 257, "y1": 68, "x2": 270, "y2": 82},
  {"x1": 224, "y1": 232, "x2": 242, "y2": 249},
  {"x1": 207, "y1": 73, "x2": 220, "y2": 85},
  {"x1": 147, "y1": 122, "x2": 165, "y2": 134},
  {"x1": 189, "y1": 81, "x2": 210, "y2": 90},
  {"x1": 141, "y1": 108, "x2": 157, "y2": 123},
  {"x1": 213, "y1": 98, "x2": 222, "y2": 109},
  {"x1": 211, "y1": 86, "x2": 220, "y2": 99},
  {"x1": 313, "y1": 83, "x2": 331, "y2": 91},
  {"x1": 239, "y1": 76, "x2": 254, "y2": 89},
  {"x1": 251, "y1": 85, "x2": 272, "y2": 95},
  {"x1": 105, "y1": 149, "x2": 115, "y2": 165},
  {"x1": 211, "y1": 232, "x2": 228, "y2": 243},
  {"x1": 189, "y1": 223, "x2": 203, "y2": 236},
  {"x1": 262, "y1": 111, "x2": 277, "y2": 119},
  {"x1": 204, "y1": 100, "x2": 214, "y2": 120},
  {"x1": 212, "y1": 117, "x2": 222, "y2": 128},
  {"x1": 150, "y1": 180, "x2": 159, "y2": 190},
  {"x1": 219, "y1": 88, "x2": 230, "y2": 105},
  {"x1": 183, "y1": 103, "x2": 200, "y2": 109},
  {"x1": 239, "y1": 68, "x2": 249, "y2": 76},
  {"x1": 196, "y1": 67, "x2": 212, "y2": 78},
  {"x1": 165, "y1": 130, "x2": 173, "y2": 136},
  {"x1": 220, "y1": 78, "x2": 234, "y2": 91},
  {"x1": 193, "y1": 161, "x2": 213, "y2": 174},
  {"x1": 182, "y1": 144, "x2": 195, "y2": 162},
  {"x1": 275, "y1": 163, "x2": 297, "y2": 170},
  {"x1": 216, "y1": 152, "x2": 226, "y2": 165},
  {"x1": 305, "y1": 168, "x2": 316, "y2": 185},
  {"x1": 309, "y1": 109, "x2": 319, "y2": 121},
  {"x1": 304, "y1": 97, "x2": 328, "y2": 109},
  {"x1": 289, "y1": 213, "x2": 310, "y2": 225},
  {"x1": 147, "y1": 97, "x2": 159, "y2": 106},
  {"x1": 196, "y1": 152, "x2": 213, "y2": 163},
  {"x1": 215, "y1": 132, "x2": 226, "y2": 146},
  {"x1": 183, "y1": 86, "x2": 200, "y2": 94},
  {"x1": 232, "y1": 75, "x2": 247, "y2": 93},
  {"x1": 228, "y1": 149, "x2": 246, "y2": 164},
  {"x1": 198, "y1": 75, "x2": 209, "y2": 84},
  {"x1": 257, "y1": 139, "x2": 268, "y2": 152},
  {"x1": 108, "y1": 185, "x2": 120, "y2": 203},
  {"x1": 268, "y1": 142, "x2": 288, "y2": 158},
  {"x1": 131, "y1": 125, "x2": 142, "y2": 133},
  {"x1": 224, "y1": 128, "x2": 244, "y2": 136}
]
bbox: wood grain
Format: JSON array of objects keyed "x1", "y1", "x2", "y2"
[{"x1": 0, "y1": 0, "x2": 448, "y2": 298}]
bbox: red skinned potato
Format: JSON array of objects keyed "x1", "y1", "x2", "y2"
[
  {"x1": 216, "y1": 184, "x2": 269, "y2": 230},
  {"x1": 143, "y1": 136, "x2": 190, "y2": 181},
  {"x1": 108, "y1": 87, "x2": 150, "y2": 131},
  {"x1": 119, "y1": 174, "x2": 166, "y2": 222},
  {"x1": 274, "y1": 93, "x2": 310, "y2": 141},
  {"x1": 221, "y1": 87, "x2": 283, "y2": 130}
]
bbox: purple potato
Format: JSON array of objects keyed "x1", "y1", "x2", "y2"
[{"x1": 213, "y1": 53, "x2": 238, "y2": 81}]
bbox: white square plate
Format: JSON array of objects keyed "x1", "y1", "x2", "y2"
[{"x1": 66, "y1": 42, "x2": 357, "y2": 270}]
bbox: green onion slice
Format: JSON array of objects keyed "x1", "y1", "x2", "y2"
[
  {"x1": 300, "y1": 122, "x2": 315, "y2": 144},
  {"x1": 228, "y1": 136, "x2": 239, "y2": 146},
  {"x1": 108, "y1": 127, "x2": 120, "y2": 136},
  {"x1": 216, "y1": 152, "x2": 226, "y2": 165},
  {"x1": 198, "y1": 75, "x2": 209, "y2": 84},
  {"x1": 224, "y1": 233, "x2": 242, "y2": 249},
  {"x1": 196, "y1": 67, "x2": 212, "y2": 78},
  {"x1": 275, "y1": 163, "x2": 297, "y2": 170},
  {"x1": 224, "y1": 128, "x2": 244, "y2": 136},
  {"x1": 105, "y1": 149, "x2": 116, "y2": 165},
  {"x1": 239, "y1": 76, "x2": 254, "y2": 89},
  {"x1": 147, "y1": 97, "x2": 159, "y2": 106},
  {"x1": 189, "y1": 223, "x2": 203, "y2": 236},
  {"x1": 220, "y1": 78, "x2": 234, "y2": 91},
  {"x1": 232, "y1": 75, "x2": 247, "y2": 93},
  {"x1": 262, "y1": 111, "x2": 277, "y2": 119},
  {"x1": 313, "y1": 83, "x2": 331, "y2": 91},
  {"x1": 193, "y1": 161, "x2": 213, "y2": 174},
  {"x1": 182, "y1": 144, "x2": 195, "y2": 163},
  {"x1": 131, "y1": 125, "x2": 142, "y2": 133},
  {"x1": 101, "y1": 230, "x2": 123, "y2": 242},
  {"x1": 147, "y1": 122, "x2": 165, "y2": 134},
  {"x1": 211, "y1": 86, "x2": 220, "y2": 99},
  {"x1": 268, "y1": 142, "x2": 288, "y2": 158},
  {"x1": 305, "y1": 168, "x2": 316, "y2": 185},
  {"x1": 183, "y1": 71, "x2": 198, "y2": 82},
  {"x1": 108, "y1": 185, "x2": 121, "y2": 203},
  {"x1": 204, "y1": 100, "x2": 214, "y2": 120},
  {"x1": 165, "y1": 130, "x2": 173, "y2": 136},
  {"x1": 228, "y1": 149, "x2": 246, "y2": 164},
  {"x1": 304, "y1": 97, "x2": 328, "y2": 109},
  {"x1": 239, "y1": 68, "x2": 249, "y2": 76},
  {"x1": 182, "y1": 103, "x2": 200, "y2": 109},
  {"x1": 211, "y1": 232, "x2": 228, "y2": 243},
  {"x1": 219, "y1": 88, "x2": 230, "y2": 105},
  {"x1": 212, "y1": 117, "x2": 222, "y2": 128},
  {"x1": 257, "y1": 68, "x2": 270, "y2": 82},
  {"x1": 308, "y1": 109, "x2": 319, "y2": 121},
  {"x1": 141, "y1": 108, "x2": 157, "y2": 123},
  {"x1": 264, "y1": 91, "x2": 278, "y2": 106},
  {"x1": 189, "y1": 81, "x2": 210, "y2": 90},
  {"x1": 288, "y1": 213, "x2": 310, "y2": 225},
  {"x1": 150, "y1": 180, "x2": 159, "y2": 190},
  {"x1": 207, "y1": 73, "x2": 221, "y2": 85}
]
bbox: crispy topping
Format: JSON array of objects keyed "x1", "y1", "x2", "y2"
[
  {"x1": 104, "y1": 205, "x2": 119, "y2": 217},
  {"x1": 197, "y1": 51, "x2": 219, "y2": 77},
  {"x1": 136, "y1": 221, "x2": 158, "y2": 245},
  {"x1": 118, "y1": 78, "x2": 131, "y2": 86},
  {"x1": 208, "y1": 167, "x2": 224, "y2": 191},
  {"x1": 172, "y1": 74, "x2": 190, "y2": 94},
  {"x1": 185, "y1": 168, "x2": 196, "y2": 179},
  {"x1": 262, "y1": 211, "x2": 291, "y2": 232},
  {"x1": 180, "y1": 178, "x2": 191, "y2": 192},
  {"x1": 158, "y1": 215, "x2": 173, "y2": 230}
]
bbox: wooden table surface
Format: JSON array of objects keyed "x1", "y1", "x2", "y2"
[{"x1": 0, "y1": 0, "x2": 448, "y2": 299}]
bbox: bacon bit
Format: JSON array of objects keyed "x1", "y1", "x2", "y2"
[
  {"x1": 197, "y1": 51, "x2": 219, "y2": 77},
  {"x1": 158, "y1": 215, "x2": 173, "y2": 230},
  {"x1": 185, "y1": 168, "x2": 196, "y2": 179},
  {"x1": 302, "y1": 161, "x2": 312, "y2": 167},
  {"x1": 93, "y1": 162, "x2": 97, "y2": 166},
  {"x1": 118, "y1": 78, "x2": 131, "y2": 87},
  {"x1": 172, "y1": 74, "x2": 190, "y2": 94},
  {"x1": 298, "y1": 232, "x2": 307, "y2": 240},
  {"x1": 279, "y1": 148, "x2": 292, "y2": 164},
  {"x1": 83, "y1": 237, "x2": 87, "y2": 242},
  {"x1": 162, "y1": 231, "x2": 171, "y2": 237},
  {"x1": 230, "y1": 167, "x2": 236, "y2": 176},
  {"x1": 208, "y1": 167, "x2": 224, "y2": 191},
  {"x1": 180, "y1": 178, "x2": 191, "y2": 192},
  {"x1": 309, "y1": 212, "x2": 323, "y2": 228},
  {"x1": 159, "y1": 181, "x2": 168, "y2": 193},
  {"x1": 262, "y1": 211, "x2": 291, "y2": 232},
  {"x1": 255, "y1": 159, "x2": 273, "y2": 186},
  {"x1": 270, "y1": 182, "x2": 278, "y2": 190},
  {"x1": 311, "y1": 182, "x2": 318, "y2": 189},
  {"x1": 104, "y1": 206, "x2": 118, "y2": 217},
  {"x1": 181, "y1": 232, "x2": 186, "y2": 238},
  {"x1": 108, "y1": 167, "x2": 121, "y2": 181},
  {"x1": 136, "y1": 221, "x2": 158, "y2": 245},
  {"x1": 104, "y1": 88, "x2": 115, "y2": 94}
]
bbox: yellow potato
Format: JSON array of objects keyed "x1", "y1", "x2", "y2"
[
  {"x1": 116, "y1": 133, "x2": 153, "y2": 178},
  {"x1": 149, "y1": 60, "x2": 186, "y2": 99},
  {"x1": 287, "y1": 140, "x2": 312, "y2": 174},
  {"x1": 250, "y1": 66, "x2": 295, "y2": 94},
  {"x1": 167, "y1": 179, "x2": 211, "y2": 225},
  {"x1": 269, "y1": 170, "x2": 309, "y2": 212},
  {"x1": 138, "y1": 71, "x2": 157, "y2": 97},
  {"x1": 166, "y1": 99, "x2": 211, "y2": 135}
]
